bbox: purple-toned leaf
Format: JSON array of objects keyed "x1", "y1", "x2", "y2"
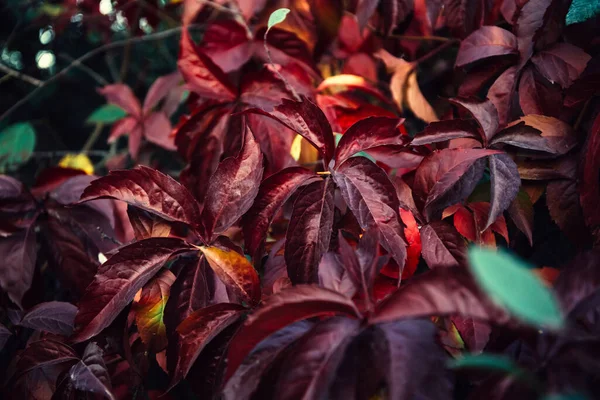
[
  {"x1": 452, "y1": 315, "x2": 491, "y2": 353},
  {"x1": 223, "y1": 321, "x2": 313, "y2": 400},
  {"x1": 337, "y1": 233, "x2": 367, "y2": 297},
  {"x1": 488, "y1": 65, "x2": 518, "y2": 127},
  {"x1": 202, "y1": 20, "x2": 253, "y2": 73},
  {"x1": 581, "y1": 115, "x2": 600, "y2": 242},
  {"x1": 372, "y1": 267, "x2": 509, "y2": 324},
  {"x1": 487, "y1": 153, "x2": 520, "y2": 230},
  {"x1": 334, "y1": 117, "x2": 406, "y2": 166},
  {"x1": 201, "y1": 126, "x2": 264, "y2": 240},
  {"x1": 72, "y1": 238, "x2": 192, "y2": 343},
  {"x1": 443, "y1": 0, "x2": 487, "y2": 37},
  {"x1": 515, "y1": 0, "x2": 552, "y2": 62},
  {"x1": 80, "y1": 166, "x2": 201, "y2": 229},
  {"x1": 225, "y1": 285, "x2": 360, "y2": 379},
  {"x1": 69, "y1": 342, "x2": 114, "y2": 400},
  {"x1": 318, "y1": 252, "x2": 357, "y2": 298},
  {"x1": 178, "y1": 30, "x2": 237, "y2": 101},
  {"x1": 274, "y1": 317, "x2": 361, "y2": 399},
  {"x1": 413, "y1": 148, "x2": 500, "y2": 221},
  {"x1": 531, "y1": 43, "x2": 591, "y2": 88},
  {"x1": 420, "y1": 221, "x2": 467, "y2": 268},
  {"x1": 14, "y1": 339, "x2": 79, "y2": 379},
  {"x1": 170, "y1": 303, "x2": 245, "y2": 387},
  {"x1": 143, "y1": 71, "x2": 182, "y2": 113},
  {"x1": 245, "y1": 97, "x2": 335, "y2": 165},
  {"x1": 97, "y1": 84, "x2": 141, "y2": 118},
  {"x1": 243, "y1": 167, "x2": 318, "y2": 260},
  {"x1": 285, "y1": 178, "x2": 336, "y2": 284},
  {"x1": 0, "y1": 225, "x2": 36, "y2": 308},
  {"x1": 411, "y1": 119, "x2": 481, "y2": 146},
  {"x1": 456, "y1": 26, "x2": 518, "y2": 67},
  {"x1": 0, "y1": 323, "x2": 11, "y2": 351},
  {"x1": 19, "y1": 301, "x2": 77, "y2": 335},
  {"x1": 333, "y1": 157, "x2": 407, "y2": 274},
  {"x1": 507, "y1": 190, "x2": 534, "y2": 246},
  {"x1": 449, "y1": 97, "x2": 499, "y2": 143},
  {"x1": 378, "y1": 319, "x2": 451, "y2": 400},
  {"x1": 554, "y1": 249, "x2": 600, "y2": 316},
  {"x1": 518, "y1": 66, "x2": 562, "y2": 117}
]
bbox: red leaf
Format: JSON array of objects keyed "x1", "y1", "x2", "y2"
[
  {"x1": 420, "y1": 221, "x2": 467, "y2": 268},
  {"x1": 488, "y1": 65, "x2": 518, "y2": 127},
  {"x1": 285, "y1": 178, "x2": 336, "y2": 284},
  {"x1": 127, "y1": 208, "x2": 172, "y2": 240},
  {"x1": 411, "y1": 119, "x2": 481, "y2": 146},
  {"x1": 143, "y1": 112, "x2": 176, "y2": 151},
  {"x1": 72, "y1": 238, "x2": 192, "y2": 343},
  {"x1": 19, "y1": 301, "x2": 77, "y2": 336},
  {"x1": 507, "y1": 190, "x2": 534, "y2": 246},
  {"x1": 201, "y1": 126, "x2": 264, "y2": 240},
  {"x1": 334, "y1": 117, "x2": 406, "y2": 167},
  {"x1": 199, "y1": 245, "x2": 261, "y2": 305},
  {"x1": 143, "y1": 71, "x2": 182, "y2": 113},
  {"x1": 14, "y1": 339, "x2": 79, "y2": 379},
  {"x1": 581, "y1": 114, "x2": 600, "y2": 242},
  {"x1": 178, "y1": 29, "x2": 237, "y2": 101},
  {"x1": 487, "y1": 153, "x2": 520, "y2": 230},
  {"x1": 243, "y1": 167, "x2": 317, "y2": 260},
  {"x1": 452, "y1": 315, "x2": 491, "y2": 352},
  {"x1": 443, "y1": 0, "x2": 489, "y2": 37},
  {"x1": 518, "y1": 66, "x2": 562, "y2": 117},
  {"x1": 170, "y1": 303, "x2": 245, "y2": 387},
  {"x1": 515, "y1": 0, "x2": 552, "y2": 62},
  {"x1": 97, "y1": 84, "x2": 141, "y2": 118},
  {"x1": 275, "y1": 317, "x2": 361, "y2": 399},
  {"x1": 456, "y1": 26, "x2": 518, "y2": 67},
  {"x1": 400, "y1": 209, "x2": 422, "y2": 280},
  {"x1": 0, "y1": 225, "x2": 36, "y2": 308},
  {"x1": 379, "y1": 0, "x2": 415, "y2": 35},
  {"x1": 80, "y1": 166, "x2": 201, "y2": 229},
  {"x1": 202, "y1": 20, "x2": 253, "y2": 73},
  {"x1": 372, "y1": 267, "x2": 508, "y2": 324},
  {"x1": 333, "y1": 157, "x2": 407, "y2": 274},
  {"x1": 449, "y1": 97, "x2": 499, "y2": 144},
  {"x1": 225, "y1": 285, "x2": 360, "y2": 379},
  {"x1": 531, "y1": 43, "x2": 591, "y2": 88},
  {"x1": 318, "y1": 252, "x2": 358, "y2": 299}
]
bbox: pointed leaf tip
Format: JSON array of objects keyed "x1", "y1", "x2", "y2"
[{"x1": 267, "y1": 8, "x2": 290, "y2": 30}]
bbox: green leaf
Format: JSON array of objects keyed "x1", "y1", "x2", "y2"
[
  {"x1": 267, "y1": 8, "x2": 290, "y2": 30},
  {"x1": 448, "y1": 354, "x2": 519, "y2": 374},
  {"x1": 468, "y1": 247, "x2": 564, "y2": 329},
  {"x1": 0, "y1": 122, "x2": 36, "y2": 172},
  {"x1": 86, "y1": 104, "x2": 128, "y2": 124},
  {"x1": 566, "y1": 0, "x2": 600, "y2": 25}
]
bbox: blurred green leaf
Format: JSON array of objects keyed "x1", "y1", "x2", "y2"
[
  {"x1": 449, "y1": 353, "x2": 519, "y2": 374},
  {"x1": 87, "y1": 104, "x2": 128, "y2": 124},
  {"x1": 566, "y1": 0, "x2": 600, "y2": 25},
  {"x1": 468, "y1": 247, "x2": 564, "y2": 329},
  {"x1": 0, "y1": 122, "x2": 36, "y2": 172}
]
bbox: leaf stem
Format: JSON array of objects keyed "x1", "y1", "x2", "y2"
[
  {"x1": 264, "y1": 28, "x2": 301, "y2": 102},
  {"x1": 81, "y1": 123, "x2": 105, "y2": 152},
  {"x1": 0, "y1": 63, "x2": 43, "y2": 86}
]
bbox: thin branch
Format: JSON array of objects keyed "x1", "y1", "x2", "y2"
[
  {"x1": 0, "y1": 63, "x2": 43, "y2": 86},
  {"x1": 0, "y1": 25, "x2": 193, "y2": 122},
  {"x1": 81, "y1": 123, "x2": 105, "y2": 152},
  {"x1": 31, "y1": 150, "x2": 110, "y2": 158},
  {"x1": 58, "y1": 54, "x2": 109, "y2": 85}
]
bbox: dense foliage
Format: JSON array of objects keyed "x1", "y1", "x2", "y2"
[{"x1": 0, "y1": 0, "x2": 599, "y2": 399}]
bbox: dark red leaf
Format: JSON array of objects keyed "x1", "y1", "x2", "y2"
[
  {"x1": 518, "y1": 66, "x2": 562, "y2": 117},
  {"x1": 456, "y1": 26, "x2": 518, "y2": 67},
  {"x1": 318, "y1": 252, "x2": 358, "y2": 298},
  {"x1": 285, "y1": 178, "x2": 336, "y2": 284},
  {"x1": 200, "y1": 126, "x2": 264, "y2": 240},
  {"x1": 443, "y1": 0, "x2": 489, "y2": 37},
  {"x1": 69, "y1": 342, "x2": 114, "y2": 400},
  {"x1": 487, "y1": 153, "x2": 520, "y2": 230},
  {"x1": 411, "y1": 119, "x2": 481, "y2": 146},
  {"x1": 452, "y1": 315, "x2": 491, "y2": 352},
  {"x1": 143, "y1": 71, "x2": 182, "y2": 114},
  {"x1": 507, "y1": 190, "x2": 534, "y2": 246},
  {"x1": 488, "y1": 65, "x2": 518, "y2": 127},
  {"x1": 0, "y1": 225, "x2": 37, "y2": 308},
  {"x1": 97, "y1": 84, "x2": 141, "y2": 118},
  {"x1": 178, "y1": 29, "x2": 237, "y2": 101},
  {"x1": 413, "y1": 148, "x2": 500, "y2": 220},
  {"x1": 372, "y1": 267, "x2": 508, "y2": 324},
  {"x1": 80, "y1": 166, "x2": 201, "y2": 229},
  {"x1": 275, "y1": 317, "x2": 362, "y2": 399},
  {"x1": 243, "y1": 167, "x2": 318, "y2": 260},
  {"x1": 246, "y1": 113, "x2": 296, "y2": 173},
  {"x1": 531, "y1": 43, "x2": 591, "y2": 88},
  {"x1": 580, "y1": 112, "x2": 600, "y2": 242},
  {"x1": 449, "y1": 97, "x2": 499, "y2": 144},
  {"x1": 334, "y1": 117, "x2": 406, "y2": 167},
  {"x1": 515, "y1": 0, "x2": 552, "y2": 62},
  {"x1": 333, "y1": 157, "x2": 407, "y2": 273},
  {"x1": 14, "y1": 339, "x2": 78, "y2": 379},
  {"x1": 72, "y1": 238, "x2": 192, "y2": 343},
  {"x1": 225, "y1": 285, "x2": 360, "y2": 379},
  {"x1": 169, "y1": 303, "x2": 245, "y2": 387},
  {"x1": 202, "y1": 20, "x2": 253, "y2": 73},
  {"x1": 378, "y1": 0, "x2": 415, "y2": 35},
  {"x1": 420, "y1": 221, "x2": 468, "y2": 268},
  {"x1": 127, "y1": 208, "x2": 172, "y2": 240},
  {"x1": 19, "y1": 301, "x2": 77, "y2": 336}
]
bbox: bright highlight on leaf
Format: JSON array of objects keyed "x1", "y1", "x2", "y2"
[
  {"x1": 290, "y1": 134, "x2": 302, "y2": 161},
  {"x1": 0, "y1": 122, "x2": 36, "y2": 172},
  {"x1": 468, "y1": 247, "x2": 564, "y2": 329},
  {"x1": 267, "y1": 8, "x2": 290, "y2": 31},
  {"x1": 58, "y1": 153, "x2": 94, "y2": 175}
]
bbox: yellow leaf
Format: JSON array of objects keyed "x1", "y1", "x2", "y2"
[
  {"x1": 290, "y1": 134, "x2": 303, "y2": 161},
  {"x1": 58, "y1": 153, "x2": 94, "y2": 175}
]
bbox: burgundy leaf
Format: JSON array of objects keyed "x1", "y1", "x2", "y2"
[
  {"x1": 202, "y1": 20, "x2": 253, "y2": 73},
  {"x1": 372, "y1": 267, "x2": 509, "y2": 324},
  {"x1": 443, "y1": 0, "x2": 488, "y2": 37},
  {"x1": 378, "y1": 319, "x2": 451, "y2": 400},
  {"x1": 143, "y1": 112, "x2": 176, "y2": 150},
  {"x1": 487, "y1": 153, "x2": 520, "y2": 230},
  {"x1": 449, "y1": 97, "x2": 499, "y2": 143},
  {"x1": 245, "y1": 97, "x2": 336, "y2": 165},
  {"x1": 456, "y1": 26, "x2": 518, "y2": 67},
  {"x1": 452, "y1": 315, "x2": 491, "y2": 352},
  {"x1": 411, "y1": 119, "x2": 481, "y2": 146},
  {"x1": 518, "y1": 66, "x2": 562, "y2": 117},
  {"x1": 169, "y1": 303, "x2": 245, "y2": 387},
  {"x1": 225, "y1": 285, "x2": 360, "y2": 379},
  {"x1": 246, "y1": 113, "x2": 296, "y2": 173},
  {"x1": 0, "y1": 225, "x2": 37, "y2": 308},
  {"x1": 178, "y1": 29, "x2": 237, "y2": 101},
  {"x1": 285, "y1": 178, "x2": 336, "y2": 284},
  {"x1": 19, "y1": 301, "x2": 77, "y2": 335},
  {"x1": 201, "y1": 126, "x2": 264, "y2": 240},
  {"x1": 420, "y1": 221, "x2": 468, "y2": 268},
  {"x1": 337, "y1": 233, "x2": 367, "y2": 297},
  {"x1": 334, "y1": 117, "x2": 406, "y2": 167},
  {"x1": 143, "y1": 71, "x2": 182, "y2": 113},
  {"x1": 413, "y1": 148, "x2": 500, "y2": 220},
  {"x1": 580, "y1": 113, "x2": 600, "y2": 243},
  {"x1": 531, "y1": 43, "x2": 591, "y2": 88},
  {"x1": 243, "y1": 167, "x2": 318, "y2": 260},
  {"x1": 515, "y1": 0, "x2": 552, "y2": 62},
  {"x1": 97, "y1": 84, "x2": 141, "y2": 118},
  {"x1": 69, "y1": 342, "x2": 114, "y2": 400},
  {"x1": 488, "y1": 65, "x2": 519, "y2": 127},
  {"x1": 72, "y1": 238, "x2": 192, "y2": 343},
  {"x1": 127, "y1": 207, "x2": 172, "y2": 239},
  {"x1": 507, "y1": 190, "x2": 534, "y2": 246},
  {"x1": 80, "y1": 166, "x2": 201, "y2": 229},
  {"x1": 274, "y1": 317, "x2": 362, "y2": 399},
  {"x1": 223, "y1": 321, "x2": 313, "y2": 400},
  {"x1": 318, "y1": 252, "x2": 358, "y2": 299},
  {"x1": 14, "y1": 339, "x2": 79, "y2": 379},
  {"x1": 333, "y1": 157, "x2": 407, "y2": 274}
]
